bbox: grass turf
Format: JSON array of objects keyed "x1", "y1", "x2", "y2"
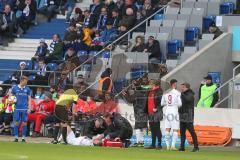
[{"x1": 0, "y1": 142, "x2": 240, "y2": 160}]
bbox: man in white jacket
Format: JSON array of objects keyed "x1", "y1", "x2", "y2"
[{"x1": 161, "y1": 79, "x2": 182, "y2": 150}]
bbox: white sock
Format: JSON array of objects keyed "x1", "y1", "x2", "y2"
[
  {"x1": 165, "y1": 131, "x2": 170, "y2": 148},
  {"x1": 136, "y1": 129, "x2": 144, "y2": 143},
  {"x1": 171, "y1": 132, "x2": 178, "y2": 148}
]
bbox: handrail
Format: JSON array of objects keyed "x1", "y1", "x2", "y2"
[
  {"x1": 0, "y1": 69, "x2": 61, "y2": 73},
  {"x1": 72, "y1": 4, "x2": 170, "y2": 75},
  {"x1": 202, "y1": 64, "x2": 240, "y2": 108}
]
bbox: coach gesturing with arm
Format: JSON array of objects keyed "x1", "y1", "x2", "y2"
[{"x1": 179, "y1": 83, "x2": 199, "y2": 152}]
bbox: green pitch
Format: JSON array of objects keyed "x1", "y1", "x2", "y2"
[{"x1": 0, "y1": 142, "x2": 240, "y2": 160}]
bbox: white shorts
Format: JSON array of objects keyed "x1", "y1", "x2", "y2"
[
  {"x1": 164, "y1": 112, "x2": 179, "y2": 130},
  {"x1": 67, "y1": 131, "x2": 93, "y2": 146}
]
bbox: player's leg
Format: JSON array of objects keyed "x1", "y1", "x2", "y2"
[
  {"x1": 13, "y1": 110, "x2": 21, "y2": 142},
  {"x1": 4, "y1": 113, "x2": 13, "y2": 135},
  {"x1": 186, "y1": 122, "x2": 199, "y2": 152},
  {"x1": 0, "y1": 112, "x2": 5, "y2": 133},
  {"x1": 179, "y1": 122, "x2": 187, "y2": 151},
  {"x1": 155, "y1": 121, "x2": 162, "y2": 149},
  {"x1": 21, "y1": 110, "x2": 29, "y2": 142},
  {"x1": 147, "y1": 121, "x2": 156, "y2": 148},
  {"x1": 171, "y1": 115, "x2": 180, "y2": 150},
  {"x1": 61, "y1": 122, "x2": 68, "y2": 144},
  {"x1": 165, "y1": 114, "x2": 171, "y2": 150},
  {"x1": 34, "y1": 114, "x2": 46, "y2": 134}
]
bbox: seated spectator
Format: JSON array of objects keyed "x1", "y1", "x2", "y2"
[
  {"x1": 61, "y1": 48, "x2": 80, "y2": 74},
  {"x1": 144, "y1": 36, "x2": 162, "y2": 63},
  {"x1": 57, "y1": 73, "x2": 70, "y2": 92},
  {"x1": 0, "y1": 89, "x2": 14, "y2": 135},
  {"x1": 71, "y1": 7, "x2": 84, "y2": 24},
  {"x1": 31, "y1": 38, "x2": 48, "y2": 69},
  {"x1": 82, "y1": 27, "x2": 93, "y2": 46},
  {"x1": 34, "y1": 87, "x2": 45, "y2": 102},
  {"x1": 110, "y1": 9, "x2": 120, "y2": 28},
  {"x1": 16, "y1": 0, "x2": 37, "y2": 33},
  {"x1": 121, "y1": 0, "x2": 138, "y2": 17},
  {"x1": 91, "y1": 30, "x2": 103, "y2": 51},
  {"x1": 119, "y1": 7, "x2": 136, "y2": 29},
  {"x1": 97, "y1": 68, "x2": 113, "y2": 99},
  {"x1": 131, "y1": 35, "x2": 145, "y2": 52},
  {"x1": 96, "y1": 92, "x2": 118, "y2": 114},
  {"x1": 104, "y1": 0, "x2": 117, "y2": 18},
  {"x1": 99, "y1": 20, "x2": 118, "y2": 46},
  {"x1": 96, "y1": 6, "x2": 108, "y2": 31},
  {"x1": 0, "y1": 11, "x2": 7, "y2": 45},
  {"x1": 74, "y1": 74, "x2": 89, "y2": 94},
  {"x1": 63, "y1": 23, "x2": 79, "y2": 44},
  {"x1": 209, "y1": 22, "x2": 223, "y2": 40},
  {"x1": 64, "y1": 47, "x2": 77, "y2": 61},
  {"x1": 28, "y1": 92, "x2": 55, "y2": 137},
  {"x1": 3, "y1": 4, "x2": 17, "y2": 42},
  {"x1": 38, "y1": 0, "x2": 60, "y2": 22},
  {"x1": 141, "y1": 0, "x2": 154, "y2": 18},
  {"x1": 90, "y1": 0, "x2": 104, "y2": 25},
  {"x1": 117, "y1": 23, "x2": 128, "y2": 45},
  {"x1": 32, "y1": 59, "x2": 50, "y2": 85},
  {"x1": 49, "y1": 85, "x2": 58, "y2": 101},
  {"x1": 83, "y1": 10, "x2": 95, "y2": 29},
  {"x1": 84, "y1": 117, "x2": 106, "y2": 139},
  {"x1": 45, "y1": 34, "x2": 64, "y2": 63},
  {"x1": 102, "y1": 112, "x2": 133, "y2": 147}
]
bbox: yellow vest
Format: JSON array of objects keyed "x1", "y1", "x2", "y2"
[{"x1": 197, "y1": 84, "x2": 217, "y2": 108}]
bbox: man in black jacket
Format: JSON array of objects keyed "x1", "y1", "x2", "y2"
[
  {"x1": 103, "y1": 112, "x2": 133, "y2": 147},
  {"x1": 144, "y1": 36, "x2": 162, "y2": 63},
  {"x1": 84, "y1": 117, "x2": 107, "y2": 139},
  {"x1": 179, "y1": 83, "x2": 199, "y2": 152}
]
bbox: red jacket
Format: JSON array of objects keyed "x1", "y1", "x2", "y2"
[
  {"x1": 96, "y1": 100, "x2": 118, "y2": 114},
  {"x1": 148, "y1": 86, "x2": 159, "y2": 115},
  {"x1": 36, "y1": 99, "x2": 56, "y2": 115}
]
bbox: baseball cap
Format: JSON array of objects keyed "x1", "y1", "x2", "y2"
[
  {"x1": 40, "y1": 38, "x2": 45, "y2": 43},
  {"x1": 19, "y1": 61, "x2": 26, "y2": 66},
  {"x1": 204, "y1": 75, "x2": 212, "y2": 81}
]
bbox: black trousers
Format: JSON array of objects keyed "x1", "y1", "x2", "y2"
[
  {"x1": 149, "y1": 121, "x2": 162, "y2": 147},
  {"x1": 0, "y1": 112, "x2": 13, "y2": 126},
  {"x1": 180, "y1": 122, "x2": 198, "y2": 149}
]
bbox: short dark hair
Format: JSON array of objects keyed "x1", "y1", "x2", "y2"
[
  {"x1": 170, "y1": 79, "x2": 178, "y2": 85},
  {"x1": 181, "y1": 83, "x2": 190, "y2": 89}
]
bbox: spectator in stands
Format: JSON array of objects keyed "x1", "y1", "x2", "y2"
[
  {"x1": 16, "y1": 0, "x2": 37, "y2": 33},
  {"x1": 82, "y1": 27, "x2": 93, "y2": 46},
  {"x1": 144, "y1": 36, "x2": 161, "y2": 63},
  {"x1": 117, "y1": 23, "x2": 128, "y2": 45},
  {"x1": 197, "y1": 75, "x2": 219, "y2": 108},
  {"x1": 28, "y1": 91, "x2": 55, "y2": 137},
  {"x1": 83, "y1": 10, "x2": 95, "y2": 28},
  {"x1": 209, "y1": 22, "x2": 223, "y2": 40},
  {"x1": 64, "y1": 47, "x2": 77, "y2": 60},
  {"x1": 91, "y1": 30, "x2": 103, "y2": 51},
  {"x1": 100, "y1": 20, "x2": 118, "y2": 46},
  {"x1": 45, "y1": 34, "x2": 64, "y2": 63},
  {"x1": 33, "y1": 59, "x2": 50, "y2": 85},
  {"x1": 141, "y1": 0, "x2": 154, "y2": 18},
  {"x1": 96, "y1": 92, "x2": 118, "y2": 114},
  {"x1": 63, "y1": 0, "x2": 75, "y2": 23},
  {"x1": 64, "y1": 23, "x2": 79, "y2": 44},
  {"x1": 38, "y1": 0, "x2": 60, "y2": 22},
  {"x1": 10, "y1": 61, "x2": 29, "y2": 83},
  {"x1": 90, "y1": 0, "x2": 104, "y2": 21},
  {"x1": 122, "y1": 78, "x2": 148, "y2": 147},
  {"x1": 96, "y1": 6, "x2": 108, "y2": 31},
  {"x1": 102, "y1": 112, "x2": 133, "y2": 147},
  {"x1": 104, "y1": 0, "x2": 117, "y2": 17},
  {"x1": 121, "y1": 0, "x2": 137, "y2": 18},
  {"x1": 49, "y1": 85, "x2": 58, "y2": 100},
  {"x1": 145, "y1": 79, "x2": 163, "y2": 149},
  {"x1": 57, "y1": 73, "x2": 70, "y2": 92},
  {"x1": 131, "y1": 35, "x2": 145, "y2": 52},
  {"x1": 110, "y1": 9, "x2": 120, "y2": 28},
  {"x1": 0, "y1": 11, "x2": 7, "y2": 45},
  {"x1": 84, "y1": 117, "x2": 107, "y2": 139},
  {"x1": 31, "y1": 38, "x2": 48, "y2": 69},
  {"x1": 98, "y1": 68, "x2": 113, "y2": 99},
  {"x1": 74, "y1": 74, "x2": 88, "y2": 94},
  {"x1": 3, "y1": 4, "x2": 17, "y2": 42},
  {"x1": 71, "y1": 7, "x2": 84, "y2": 24},
  {"x1": 119, "y1": 7, "x2": 136, "y2": 29}
]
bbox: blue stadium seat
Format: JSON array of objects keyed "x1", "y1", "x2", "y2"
[
  {"x1": 28, "y1": 75, "x2": 36, "y2": 81},
  {"x1": 89, "y1": 51, "x2": 98, "y2": 64},
  {"x1": 185, "y1": 27, "x2": 200, "y2": 42},
  {"x1": 208, "y1": 72, "x2": 221, "y2": 85},
  {"x1": 203, "y1": 15, "x2": 216, "y2": 31},
  {"x1": 154, "y1": 14, "x2": 164, "y2": 20},
  {"x1": 220, "y1": 2, "x2": 235, "y2": 15},
  {"x1": 131, "y1": 65, "x2": 147, "y2": 79},
  {"x1": 102, "y1": 51, "x2": 111, "y2": 59},
  {"x1": 167, "y1": 39, "x2": 183, "y2": 58},
  {"x1": 47, "y1": 63, "x2": 58, "y2": 71},
  {"x1": 77, "y1": 50, "x2": 89, "y2": 63}
]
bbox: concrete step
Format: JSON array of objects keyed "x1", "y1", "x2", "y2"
[
  {"x1": 2, "y1": 46, "x2": 36, "y2": 52},
  {"x1": 14, "y1": 39, "x2": 52, "y2": 44},
  {"x1": 8, "y1": 43, "x2": 38, "y2": 48},
  {"x1": 0, "y1": 50, "x2": 33, "y2": 60}
]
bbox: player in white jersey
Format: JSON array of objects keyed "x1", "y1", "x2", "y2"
[
  {"x1": 66, "y1": 126, "x2": 102, "y2": 146},
  {"x1": 161, "y1": 79, "x2": 182, "y2": 151}
]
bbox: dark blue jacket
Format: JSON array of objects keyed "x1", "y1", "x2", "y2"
[{"x1": 100, "y1": 28, "x2": 118, "y2": 45}]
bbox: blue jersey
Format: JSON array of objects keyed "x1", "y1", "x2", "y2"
[{"x1": 12, "y1": 85, "x2": 31, "y2": 110}]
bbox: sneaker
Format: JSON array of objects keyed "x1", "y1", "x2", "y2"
[
  {"x1": 191, "y1": 148, "x2": 200, "y2": 152},
  {"x1": 145, "y1": 146, "x2": 156, "y2": 149},
  {"x1": 13, "y1": 139, "x2": 18, "y2": 142},
  {"x1": 179, "y1": 148, "x2": 185, "y2": 152},
  {"x1": 170, "y1": 147, "x2": 178, "y2": 151},
  {"x1": 22, "y1": 139, "x2": 26, "y2": 143},
  {"x1": 61, "y1": 142, "x2": 68, "y2": 145},
  {"x1": 166, "y1": 146, "x2": 170, "y2": 151},
  {"x1": 51, "y1": 140, "x2": 59, "y2": 144},
  {"x1": 124, "y1": 140, "x2": 131, "y2": 148}
]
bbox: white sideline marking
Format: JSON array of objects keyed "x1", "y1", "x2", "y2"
[{"x1": 0, "y1": 153, "x2": 29, "y2": 159}]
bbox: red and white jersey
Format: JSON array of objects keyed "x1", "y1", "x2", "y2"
[{"x1": 161, "y1": 89, "x2": 182, "y2": 113}]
